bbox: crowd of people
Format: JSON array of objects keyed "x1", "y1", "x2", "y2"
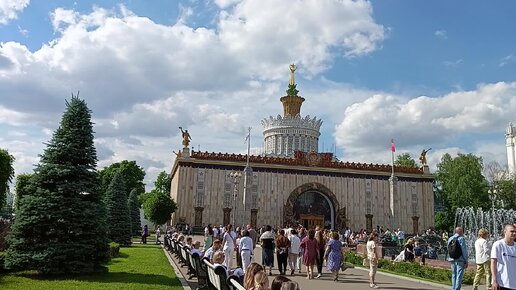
[
  {"x1": 165, "y1": 221, "x2": 516, "y2": 290},
  {"x1": 447, "y1": 223, "x2": 516, "y2": 290}
]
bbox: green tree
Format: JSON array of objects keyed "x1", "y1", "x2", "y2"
[
  {"x1": 105, "y1": 170, "x2": 132, "y2": 246},
  {"x1": 141, "y1": 171, "x2": 176, "y2": 225},
  {"x1": 483, "y1": 161, "x2": 516, "y2": 209},
  {"x1": 435, "y1": 153, "x2": 489, "y2": 231},
  {"x1": 6, "y1": 96, "x2": 109, "y2": 274},
  {"x1": 14, "y1": 173, "x2": 32, "y2": 210},
  {"x1": 394, "y1": 153, "x2": 418, "y2": 168},
  {"x1": 99, "y1": 160, "x2": 145, "y2": 198},
  {"x1": 0, "y1": 148, "x2": 15, "y2": 211},
  {"x1": 128, "y1": 188, "x2": 141, "y2": 236}
]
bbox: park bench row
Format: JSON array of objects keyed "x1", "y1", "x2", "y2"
[{"x1": 165, "y1": 236, "x2": 245, "y2": 290}]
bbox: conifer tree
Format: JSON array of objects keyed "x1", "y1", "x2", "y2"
[
  {"x1": 5, "y1": 96, "x2": 109, "y2": 274},
  {"x1": 105, "y1": 170, "x2": 132, "y2": 245},
  {"x1": 128, "y1": 188, "x2": 141, "y2": 236}
]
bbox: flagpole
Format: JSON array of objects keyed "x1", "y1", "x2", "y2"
[{"x1": 391, "y1": 139, "x2": 395, "y2": 177}]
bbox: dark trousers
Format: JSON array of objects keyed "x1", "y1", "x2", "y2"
[
  {"x1": 141, "y1": 234, "x2": 147, "y2": 244},
  {"x1": 277, "y1": 252, "x2": 288, "y2": 274},
  {"x1": 316, "y1": 249, "x2": 325, "y2": 274}
]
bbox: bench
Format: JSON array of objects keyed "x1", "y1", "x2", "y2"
[
  {"x1": 190, "y1": 254, "x2": 209, "y2": 290},
  {"x1": 227, "y1": 275, "x2": 245, "y2": 290},
  {"x1": 203, "y1": 259, "x2": 230, "y2": 290}
]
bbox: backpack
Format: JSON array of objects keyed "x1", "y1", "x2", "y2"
[{"x1": 448, "y1": 237, "x2": 462, "y2": 259}]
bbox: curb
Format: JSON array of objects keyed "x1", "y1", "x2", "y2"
[
  {"x1": 162, "y1": 246, "x2": 192, "y2": 290},
  {"x1": 353, "y1": 266, "x2": 450, "y2": 289}
]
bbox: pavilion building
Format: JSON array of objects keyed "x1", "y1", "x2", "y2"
[{"x1": 169, "y1": 66, "x2": 434, "y2": 233}]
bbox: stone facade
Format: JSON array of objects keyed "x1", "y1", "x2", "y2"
[{"x1": 169, "y1": 151, "x2": 434, "y2": 233}]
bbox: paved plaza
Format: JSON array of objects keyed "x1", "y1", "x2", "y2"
[{"x1": 163, "y1": 235, "x2": 483, "y2": 290}]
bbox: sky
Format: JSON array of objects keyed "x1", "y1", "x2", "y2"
[{"x1": 1, "y1": 0, "x2": 516, "y2": 191}]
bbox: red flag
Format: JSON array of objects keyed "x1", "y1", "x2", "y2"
[{"x1": 391, "y1": 139, "x2": 395, "y2": 152}]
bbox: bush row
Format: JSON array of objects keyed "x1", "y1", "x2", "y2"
[{"x1": 344, "y1": 251, "x2": 474, "y2": 285}]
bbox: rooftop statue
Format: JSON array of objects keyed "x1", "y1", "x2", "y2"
[
  {"x1": 179, "y1": 127, "x2": 191, "y2": 148},
  {"x1": 419, "y1": 148, "x2": 431, "y2": 166}
]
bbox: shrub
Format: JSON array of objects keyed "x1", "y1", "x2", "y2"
[
  {"x1": 343, "y1": 249, "x2": 473, "y2": 285},
  {"x1": 109, "y1": 242, "x2": 120, "y2": 258}
]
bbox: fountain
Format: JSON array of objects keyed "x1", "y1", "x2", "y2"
[{"x1": 454, "y1": 207, "x2": 516, "y2": 259}]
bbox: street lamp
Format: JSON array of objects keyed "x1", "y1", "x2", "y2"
[
  {"x1": 229, "y1": 171, "x2": 242, "y2": 226},
  {"x1": 488, "y1": 187, "x2": 498, "y2": 234}
]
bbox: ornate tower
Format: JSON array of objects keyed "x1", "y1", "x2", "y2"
[
  {"x1": 506, "y1": 123, "x2": 516, "y2": 175},
  {"x1": 261, "y1": 64, "x2": 322, "y2": 157}
]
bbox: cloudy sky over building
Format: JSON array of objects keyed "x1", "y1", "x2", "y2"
[{"x1": 1, "y1": 0, "x2": 516, "y2": 189}]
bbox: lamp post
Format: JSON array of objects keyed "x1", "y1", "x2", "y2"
[
  {"x1": 488, "y1": 187, "x2": 497, "y2": 235},
  {"x1": 229, "y1": 171, "x2": 242, "y2": 226}
]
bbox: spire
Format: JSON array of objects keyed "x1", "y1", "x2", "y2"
[{"x1": 281, "y1": 64, "x2": 304, "y2": 117}]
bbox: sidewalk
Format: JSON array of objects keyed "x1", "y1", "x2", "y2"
[{"x1": 165, "y1": 235, "x2": 481, "y2": 290}]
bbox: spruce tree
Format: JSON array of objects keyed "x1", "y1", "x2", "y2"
[
  {"x1": 5, "y1": 96, "x2": 109, "y2": 274},
  {"x1": 105, "y1": 170, "x2": 132, "y2": 245},
  {"x1": 128, "y1": 188, "x2": 141, "y2": 236}
]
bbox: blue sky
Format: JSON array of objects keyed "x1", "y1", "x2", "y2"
[{"x1": 1, "y1": 0, "x2": 516, "y2": 188}]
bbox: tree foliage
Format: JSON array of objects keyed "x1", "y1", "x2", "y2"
[
  {"x1": 99, "y1": 160, "x2": 145, "y2": 198},
  {"x1": 394, "y1": 153, "x2": 418, "y2": 168},
  {"x1": 128, "y1": 188, "x2": 141, "y2": 236},
  {"x1": 5, "y1": 96, "x2": 109, "y2": 274},
  {"x1": 434, "y1": 153, "x2": 489, "y2": 231},
  {"x1": 141, "y1": 171, "x2": 176, "y2": 225},
  {"x1": 483, "y1": 161, "x2": 516, "y2": 209},
  {"x1": 0, "y1": 148, "x2": 15, "y2": 211},
  {"x1": 14, "y1": 173, "x2": 32, "y2": 210},
  {"x1": 105, "y1": 170, "x2": 132, "y2": 246}
]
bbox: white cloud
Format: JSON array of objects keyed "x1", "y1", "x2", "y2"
[
  {"x1": 444, "y1": 59, "x2": 463, "y2": 68},
  {"x1": 214, "y1": 0, "x2": 242, "y2": 9},
  {"x1": 499, "y1": 53, "x2": 516, "y2": 67},
  {"x1": 435, "y1": 29, "x2": 447, "y2": 39},
  {"x1": 335, "y1": 82, "x2": 516, "y2": 153},
  {"x1": 0, "y1": 0, "x2": 29, "y2": 25}
]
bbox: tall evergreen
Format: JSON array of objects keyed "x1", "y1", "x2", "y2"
[
  {"x1": 5, "y1": 96, "x2": 109, "y2": 274},
  {"x1": 105, "y1": 170, "x2": 132, "y2": 245},
  {"x1": 128, "y1": 188, "x2": 141, "y2": 236}
]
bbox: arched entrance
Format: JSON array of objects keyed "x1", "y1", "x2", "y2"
[{"x1": 283, "y1": 183, "x2": 346, "y2": 230}]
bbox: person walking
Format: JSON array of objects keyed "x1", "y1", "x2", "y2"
[
  {"x1": 239, "y1": 229, "x2": 254, "y2": 273},
  {"x1": 325, "y1": 231, "x2": 343, "y2": 281},
  {"x1": 367, "y1": 232, "x2": 380, "y2": 289},
  {"x1": 141, "y1": 224, "x2": 148, "y2": 244},
  {"x1": 315, "y1": 229, "x2": 327, "y2": 278},
  {"x1": 473, "y1": 228, "x2": 491, "y2": 290},
  {"x1": 300, "y1": 229, "x2": 318, "y2": 279},
  {"x1": 260, "y1": 225, "x2": 276, "y2": 275},
  {"x1": 288, "y1": 229, "x2": 301, "y2": 276},
  {"x1": 490, "y1": 224, "x2": 516, "y2": 290},
  {"x1": 447, "y1": 227, "x2": 469, "y2": 290},
  {"x1": 222, "y1": 224, "x2": 237, "y2": 270},
  {"x1": 204, "y1": 223, "x2": 214, "y2": 250},
  {"x1": 275, "y1": 229, "x2": 291, "y2": 275}
]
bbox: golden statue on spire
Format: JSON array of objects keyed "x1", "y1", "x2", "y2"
[{"x1": 289, "y1": 63, "x2": 296, "y2": 86}]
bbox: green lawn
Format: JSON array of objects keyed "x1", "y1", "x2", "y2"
[{"x1": 0, "y1": 244, "x2": 183, "y2": 290}]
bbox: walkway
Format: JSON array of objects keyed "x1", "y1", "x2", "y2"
[{"x1": 165, "y1": 235, "x2": 481, "y2": 290}]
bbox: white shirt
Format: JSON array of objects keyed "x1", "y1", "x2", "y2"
[
  {"x1": 367, "y1": 240, "x2": 377, "y2": 260},
  {"x1": 223, "y1": 231, "x2": 236, "y2": 250},
  {"x1": 474, "y1": 237, "x2": 490, "y2": 264},
  {"x1": 289, "y1": 234, "x2": 301, "y2": 254},
  {"x1": 239, "y1": 236, "x2": 253, "y2": 251},
  {"x1": 491, "y1": 239, "x2": 516, "y2": 289},
  {"x1": 213, "y1": 227, "x2": 219, "y2": 238}
]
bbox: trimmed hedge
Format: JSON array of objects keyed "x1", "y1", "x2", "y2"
[
  {"x1": 344, "y1": 250, "x2": 474, "y2": 285},
  {"x1": 109, "y1": 242, "x2": 121, "y2": 258}
]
